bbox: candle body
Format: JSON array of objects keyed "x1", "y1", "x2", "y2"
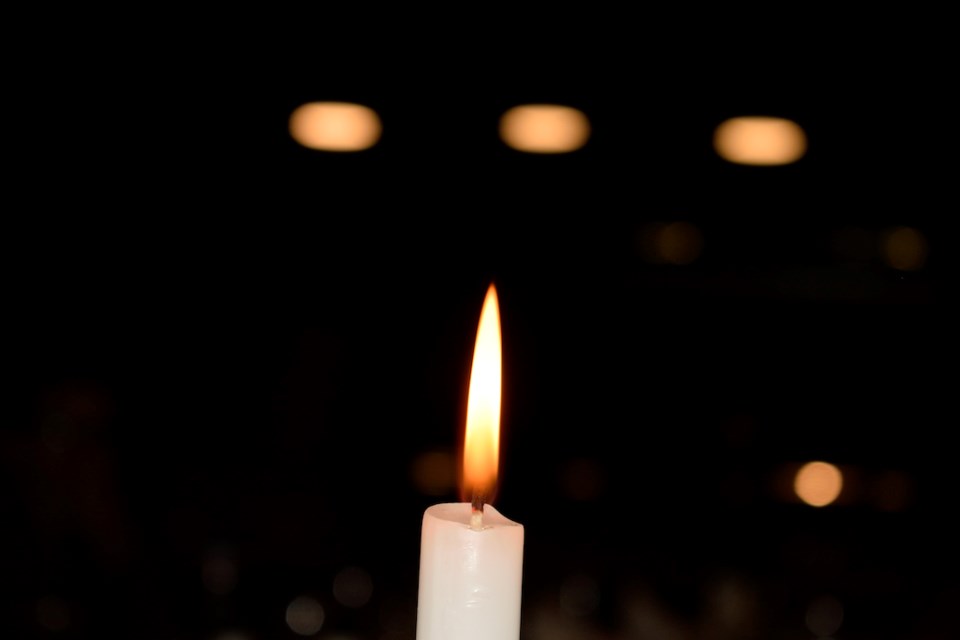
[{"x1": 416, "y1": 503, "x2": 524, "y2": 640}]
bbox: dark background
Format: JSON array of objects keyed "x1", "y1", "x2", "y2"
[{"x1": 2, "y1": 33, "x2": 955, "y2": 640}]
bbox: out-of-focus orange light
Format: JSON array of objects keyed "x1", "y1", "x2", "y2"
[
  {"x1": 462, "y1": 284, "x2": 501, "y2": 502},
  {"x1": 638, "y1": 222, "x2": 704, "y2": 265},
  {"x1": 881, "y1": 226, "x2": 928, "y2": 271},
  {"x1": 411, "y1": 450, "x2": 456, "y2": 496},
  {"x1": 794, "y1": 461, "x2": 843, "y2": 507},
  {"x1": 713, "y1": 116, "x2": 807, "y2": 165},
  {"x1": 289, "y1": 101, "x2": 382, "y2": 151},
  {"x1": 499, "y1": 104, "x2": 590, "y2": 153}
]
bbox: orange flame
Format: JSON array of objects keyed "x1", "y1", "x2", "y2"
[{"x1": 462, "y1": 284, "x2": 501, "y2": 503}]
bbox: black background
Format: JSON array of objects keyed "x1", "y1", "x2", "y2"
[{"x1": 2, "y1": 28, "x2": 955, "y2": 640}]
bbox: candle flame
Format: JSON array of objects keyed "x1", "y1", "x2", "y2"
[{"x1": 462, "y1": 284, "x2": 501, "y2": 504}]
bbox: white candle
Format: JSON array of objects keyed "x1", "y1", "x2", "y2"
[{"x1": 416, "y1": 284, "x2": 525, "y2": 640}]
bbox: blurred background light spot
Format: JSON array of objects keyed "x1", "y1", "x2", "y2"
[
  {"x1": 794, "y1": 461, "x2": 843, "y2": 507},
  {"x1": 559, "y1": 458, "x2": 606, "y2": 501},
  {"x1": 202, "y1": 547, "x2": 238, "y2": 595},
  {"x1": 410, "y1": 450, "x2": 456, "y2": 496},
  {"x1": 713, "y1": 116, "x2": 807, "y2": 165},
  {"x1": 880, "y1": 226, "x2": 928, "y2": 271},
  {"x1": 870, "y1": 470, "x2": 914, "y2": 511},
  {"x1": 333, "y1": 565, "x2": 373, "y2": 608},
  {"x1": 36, "y1": 595, "x2": 70, "y2": 632},
  {"x1": 558, "y1": 573, "x2": 601, "y2": 618},
  {"x1": 289, "y1": 102, "x2": 382, "y2": 151},
  {"x1": 705, "y1": 575, "x2": 758, "y2": 632},
  {"x1": 499, "y1": 104, "x2": 590, "y2": 153},
  {"x1": 285, "y1": 595, "x2": 325, "y2": 636},
  {"x1": 638, "y1": 222, "x2": 704, "y2": 265},
  {"x1": 805, "y1": 594, "x2": 844, "y2": 636}
]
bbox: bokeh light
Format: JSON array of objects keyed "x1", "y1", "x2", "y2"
[
  {"x1": 285, "y1": 596, "x2": 325, "y2": 636},
  {"x1": 794, "y1": 461, "x2": 843, "y2": 507},
  {"x1": 638, "y1": 222, "x2": 704, "y2": 265},
  {"x1": 499, "y1": 104, "x2": 591, "y2": 153},
  {"x1": 805, "y1": 594, "x2": 844, "y2": 636},
  {"x1": 289, "y1": 102, "x2": 382, "y2": 151},
  {"x1": 411, "y1": 450, "x2": 455, "y2": 496},
  {"x1": 333, "y1": 566, "x2": 374, "y2": 608},
  {"x1": 713, "y1": 116, "x2": 807, "y2": 165},
  {"x1": 880, "y1": 226, "x2": 928, "y2": 271}
]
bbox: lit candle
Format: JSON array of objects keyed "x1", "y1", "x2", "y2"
[{"x1": 416, "y1": 284, "x2": 524, "y2": 640}]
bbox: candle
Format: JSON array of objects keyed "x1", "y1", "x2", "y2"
[{"x1": 416, "y1": 284, "x2": 524, "y2": 640}]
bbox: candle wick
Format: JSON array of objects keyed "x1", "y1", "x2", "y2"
[{"x1": 470, "y1": 492, "x2": 484, "y2": 531}]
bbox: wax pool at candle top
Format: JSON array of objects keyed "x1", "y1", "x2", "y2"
[{"x1": 416, "y1": 503, "x2": 524, "y2": 640}]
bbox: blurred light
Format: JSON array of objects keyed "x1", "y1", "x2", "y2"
[
  {"x1": 794, "y1": 461, "x2": 843, "y2": 507},
  {"x1": 289, "y1": 102, "x2": 382, "y2": 151},
  {"x1": 286, "y1": 596, "x2": 325, "y2": 636},
  {"x1": 558, "y1": 573, "x2": 601, "y2": 618},
  {"x1": 706, "y1": 575, "x2": 758, "y2": 632},
  {"x1": 805, "y1": 594, "x2": 844, "y2": 636},
  {"x1": 713, "y1": 116, "x2": 807, "y2": 165},
  {"x1": 880, "y1": 226, "x2": 928, "y2": 271},
  {"x1": 36, "y1": 596, "x2": 70, "y2": 632},
  {"x1": 870, "y1": 470, "x2": 914, "y2": 512},
  {"x1": 410, "y1": 450, "x2": 455, "y2": 496},
  {"x1": 559, "y1": 458, "x2": 606, "y2": 501},
  {"x1": 202, "y1": 548, "x2": 238, "y2": 595},
  {"x1": 638, "y1": 222, "x2": 704, "y2": 265},
  {"x1": 499, "y1": 104, "x2": 590, "y2": 153},
  {"x1": 333, "y1": 566, "x2": 373, "y2": 608}
]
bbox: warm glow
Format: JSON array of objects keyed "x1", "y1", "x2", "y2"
[
  {"x1": 713, "y1": 116, "x2": 807, "y2": 165},
  {"x1": 289, "y1": 101, "x2": 382, "y2": 151},
  {"x1": 794, "y1": 461, "x2": 843, "y2": 507},
  {"x1": 462, "y1": 284, "x2": 502, "y2": 501},
  {"x1": 285, "y1": 596, "x2": 325, "y2": 636},
  {"x1": 499, "y1": 104, "x2": 591, "y2": 153},
  {"x1": 639, "y1": 222, "x2": 704, "y2": 265},
  {"x1": 881, "y1": 226, "x2": 928, "y2": 271},
  {"x1": 411, "y1": 450, "x2": 456, "y2": 496}
]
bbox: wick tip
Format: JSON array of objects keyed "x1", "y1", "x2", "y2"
[
  {"x1": 471, "y1": 494, "x2": 484, "y2": 513},
  {"x1": 470, "y1": 493, "x2": 485, "y2": 530}
]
